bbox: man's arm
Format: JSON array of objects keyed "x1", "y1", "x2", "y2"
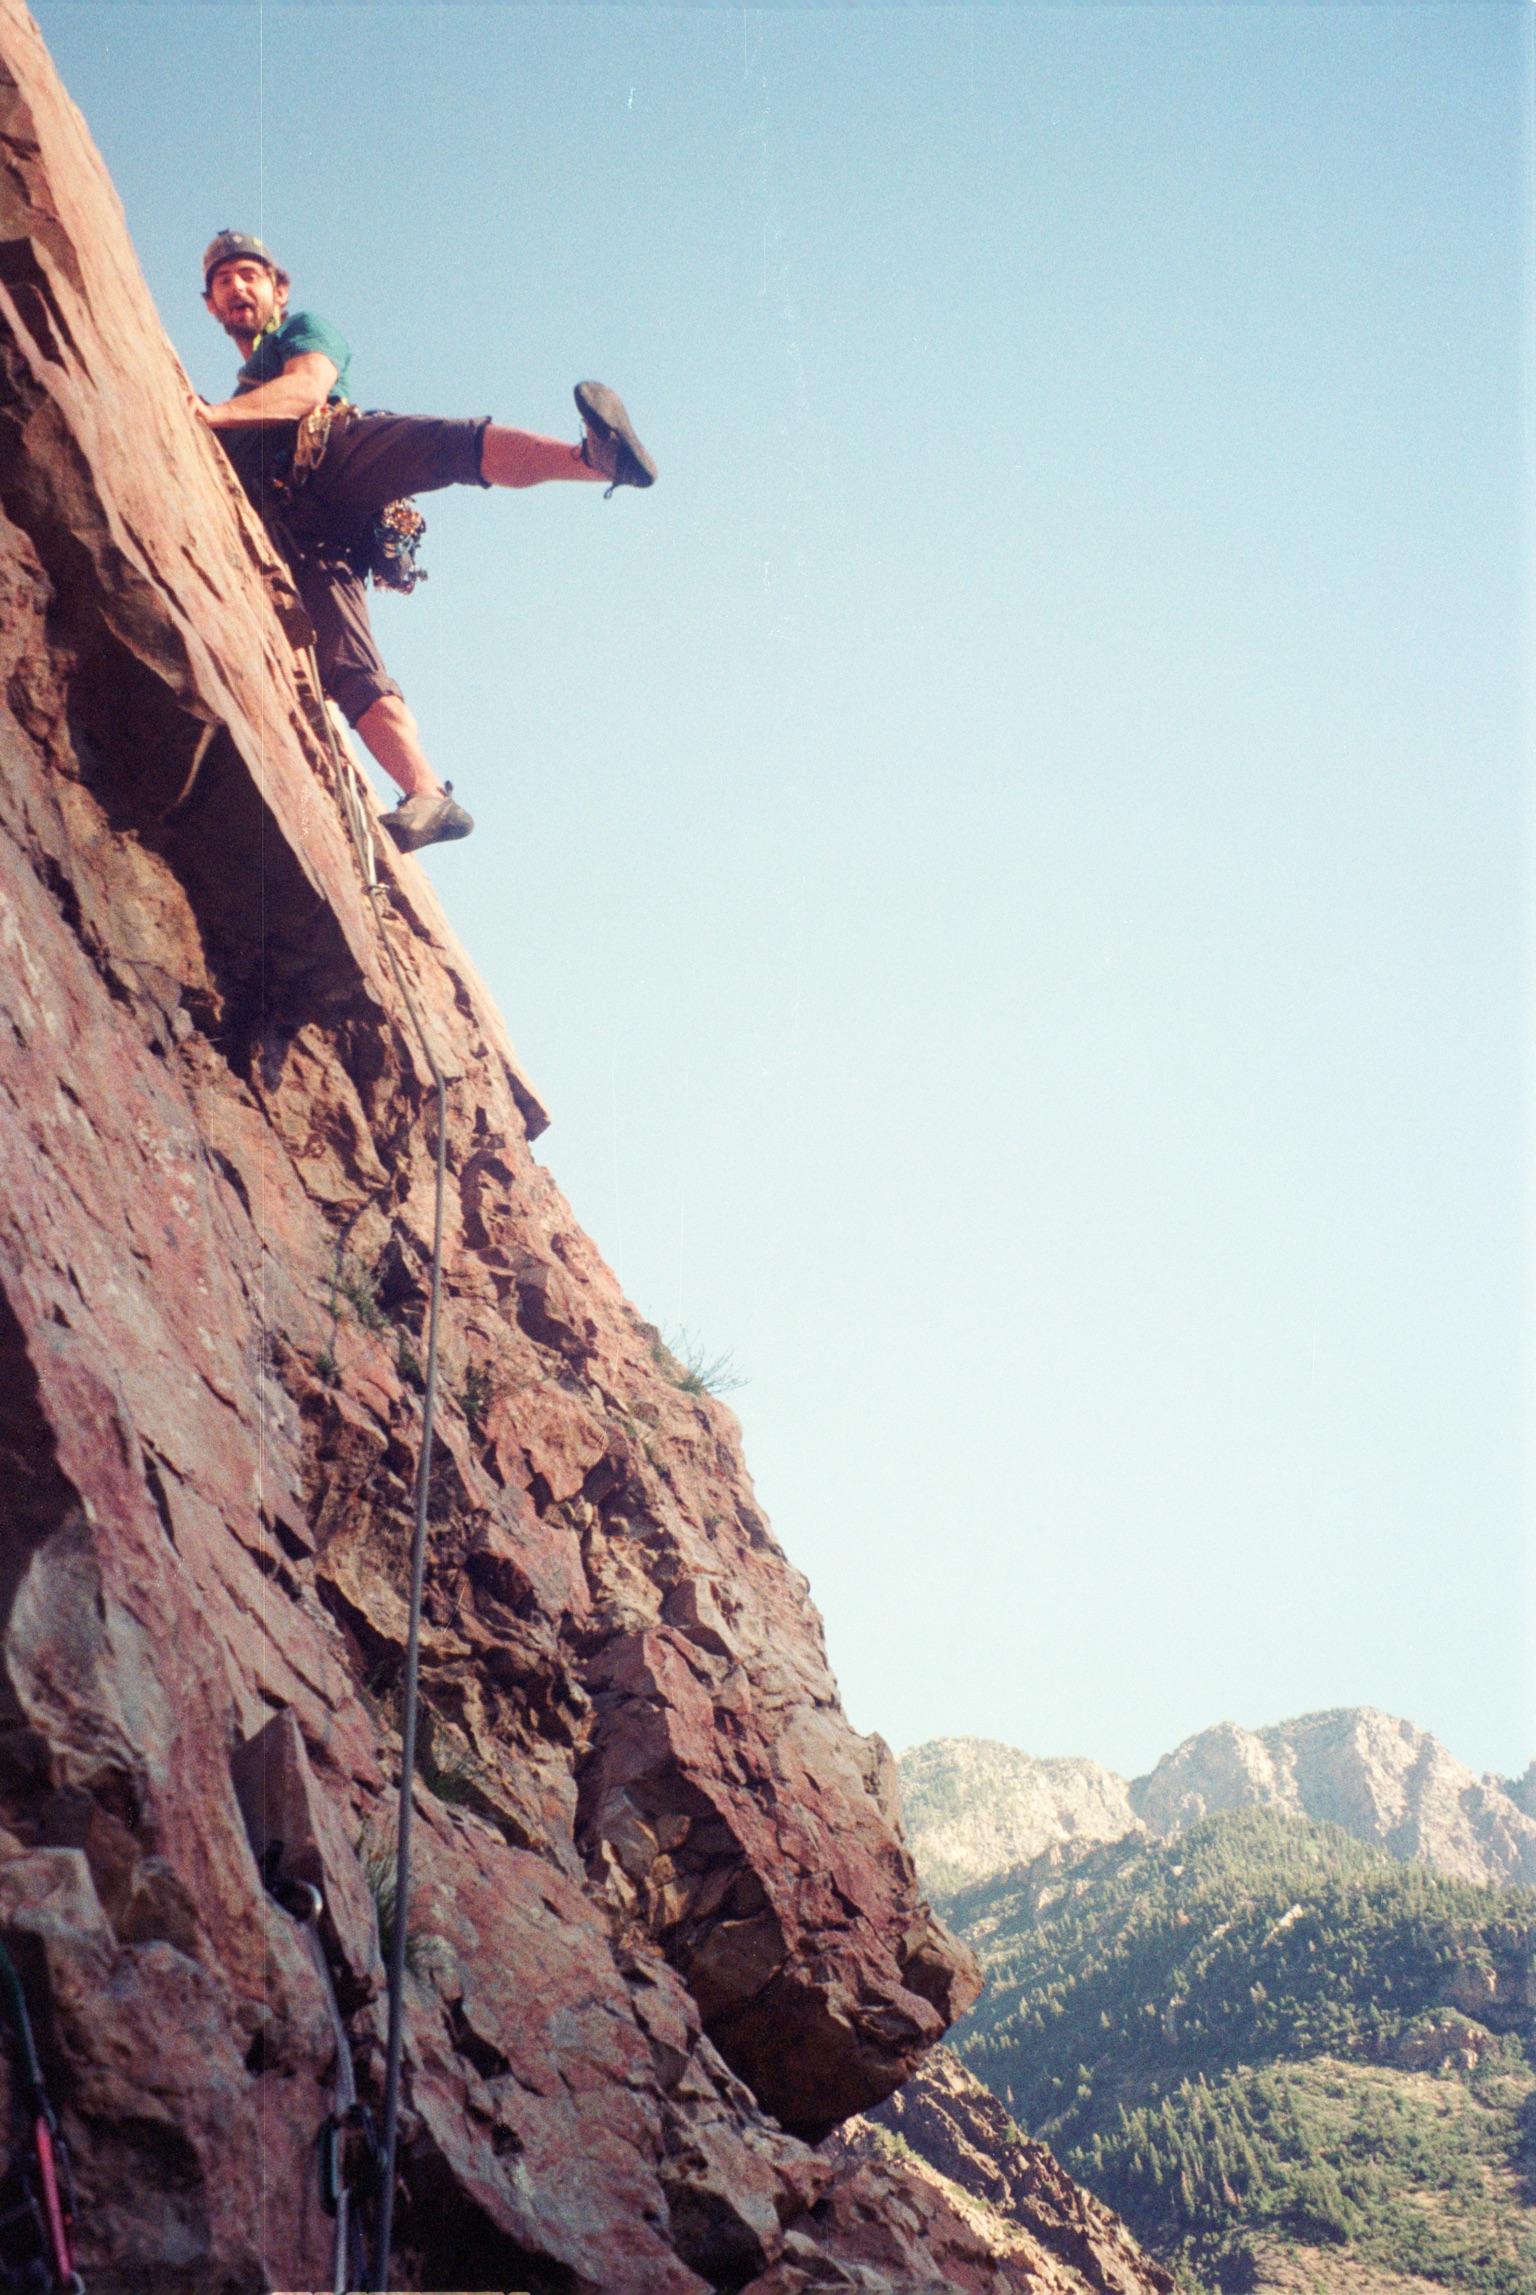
[{"x1": 197, "y1": 350, "x2": 338, "y2": 429}]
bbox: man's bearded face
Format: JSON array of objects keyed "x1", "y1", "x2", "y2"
[{"x1": 204, "y1": 258, "x2": 284, "y2": 340}]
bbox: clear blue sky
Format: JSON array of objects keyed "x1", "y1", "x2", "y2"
[{"x1": 39, "y1": 1, "x2": 1532, "y2": 1782}]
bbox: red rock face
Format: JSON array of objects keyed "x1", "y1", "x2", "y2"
[{"x1": 0, "y1": 4, "x2": 1004, "y2": 2286}]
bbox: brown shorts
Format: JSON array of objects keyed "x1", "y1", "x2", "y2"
[
  {"x1": 261, "y1": 410, "x2": 492, "y2": 725},
  {"x1": 290, "y1": 553, "x2": 405, "y2": 729},
  {"x1": 295, "y1": 410, "x2": 492, "y2": 532}
]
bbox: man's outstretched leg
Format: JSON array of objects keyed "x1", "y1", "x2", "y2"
[
  {"x1": 480, "y1": 428, "x2": 597, "y2": 488},
  {"x1": 481, "y1": 385, "x2": 657, "y2": 492}
]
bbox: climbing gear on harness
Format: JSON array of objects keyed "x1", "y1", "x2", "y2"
[
  {"x1": 575, "y1": 380, "x2": 657, "y2": 494},
  {"x1": 202, "y1": 229, "x2": 282, "y2": 290},
  {"x1": 258, "y1": 1853, "x2": 375, "y2": 2295},
  {"x1": 0, "y1": 1939, "x2": 84, "y2": 2292},
  {"x1": 382, "y1": 784, "x2": 474, "y2": 855},
  {"x1": 303, "y1": 676, "x2": 451, "y2": 2294},
  {"x1": 292, "y1": 399, "x2": 341, "y2": 481},
  {"x1": 361, "y1": 501, "x2": 428, "y2": 595}
]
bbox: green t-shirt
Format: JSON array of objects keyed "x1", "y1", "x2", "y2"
[{"x1": 237, "y1": 310, "x2": 352, "y2": 403}]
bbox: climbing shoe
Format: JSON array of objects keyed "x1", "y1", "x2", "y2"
[
  {"x1": 575, "y1": 381, "x2": 657, "y2": 492},
  {"x1": 383, "y1": 783, "x2": 474, "y2": 854}
]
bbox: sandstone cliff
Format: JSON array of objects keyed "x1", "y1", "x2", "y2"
[
  {"x1": 901, "y1": 1710, "x2": 1536, "y2": 1901},
  {"x1": 0, "y1": 7, "x2": 1017, "y2": 2286}
]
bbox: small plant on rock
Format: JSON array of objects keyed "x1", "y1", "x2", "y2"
[
  {"x1": 654, "y1": 1329, "x2": 747, "y2": 1399},
  {"x1": 396, "y1": 1330, "x2": 425, "y2": 1392},
  {"x1": 359, "y1": 1661, "x2": 401, "y2": 1739},
  {"x1": 459, "y1": 1361, "x2": 498, "y2": 1433},
  {"x1": 337, "y1": 1258, "x2": 389, "y2": 1334},
  {"x1": 420, "y1": 1734, "x2": 482, "y2": 1808},
  {"x1": 359, "y1": 1830, "x2": 404, "y2": 1964},
  {"x1": 358, "y1": 1827, "x2": 437, "y2": 1977}
]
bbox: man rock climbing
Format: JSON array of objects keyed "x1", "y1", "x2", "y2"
[{"x1": 196, "y1": 229, "x2": 656, "y2": 853}]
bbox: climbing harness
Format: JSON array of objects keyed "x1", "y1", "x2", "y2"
[
  {"x1": 280, "y1": 403, "x2": 429, "y2": 595},
  {"x1": 305, "y1": 661, "x2": 449, "y2": 2294},
  {"x1": 0, "y1": 1940, "x2": 84, "y2": 2292},
  {"x1": 260, "y1": 1860, "x2": 376, "y2": 2295}
]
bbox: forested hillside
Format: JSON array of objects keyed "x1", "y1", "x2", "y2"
[{"x1": 939, "y1": 1810, "x2": 1536, "y2": 2292}]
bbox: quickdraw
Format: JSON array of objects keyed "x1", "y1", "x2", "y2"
[
  {"x1": 0, "y1": 1940, "x2": 83, "y2": 2292},
  {"x1": 259, "y1": 1857, "x2": 376, "y2": 2295}
]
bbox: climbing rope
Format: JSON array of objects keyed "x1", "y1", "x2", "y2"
[
  {"x1": 0, "y1": 1939, "x2": 83, "y2": 2292},
  {"x1": 304, "y1": 657, "x2": 449, "y2": 2293}
]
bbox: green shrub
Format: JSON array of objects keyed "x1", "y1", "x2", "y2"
[{"x1": 652, "y1": 1329, "x2": 747, "y2": 1398}]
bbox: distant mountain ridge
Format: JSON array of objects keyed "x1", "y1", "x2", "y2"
[{"x1": 900, "y1": 1708, "x2": 1536, "y2": 1898}]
